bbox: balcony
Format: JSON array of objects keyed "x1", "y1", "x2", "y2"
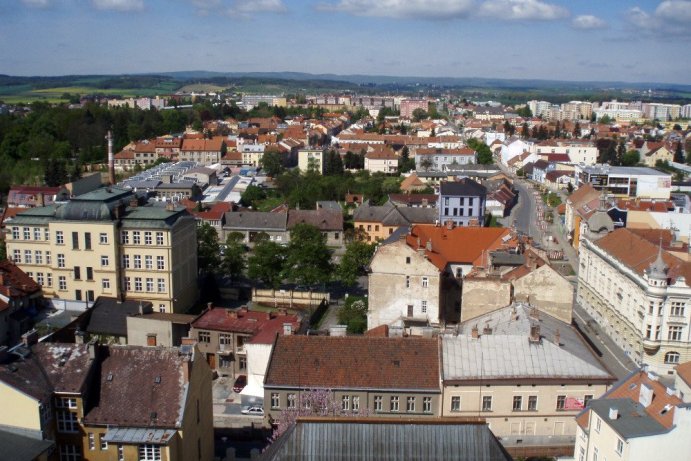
[{"x1": 642, "y1": 338, "x2": 661, "y2": 354}]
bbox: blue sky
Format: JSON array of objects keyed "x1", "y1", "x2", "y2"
[{"x1": 1, "y1": 0, "x2": 690, "y2": 84}]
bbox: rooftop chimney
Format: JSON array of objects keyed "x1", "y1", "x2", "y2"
[
  {"x1": 471, "y1": 325, "x2": 479, "y2": 339},
  {"x1": 329, "y1": 325, "x2": 347, "y2": 337},
  {"x1": 609, "y1": 408, "x2": 619, "y2": 420},
  {"x1": 529, "y1": 323, "x2": 541, "y2": 343},
  {"x1": 106, "y1": 130, "x2": 115, "y2": 185},
  {"x1": 446, "y1": 220, "x2": 454, "y2": 230},
  {"x1": 283, "y1": 323, "x2": 293, "y2": 336},
  {"x1": 21, "y1": 329, "x2": 39, "y2": 347}
]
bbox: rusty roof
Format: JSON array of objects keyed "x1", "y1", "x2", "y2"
[{"x1": 192, "y1": 307, "x2": 300, "y2": 345}]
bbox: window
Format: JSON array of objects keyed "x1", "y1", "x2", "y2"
[
  {"x1": 556, "y1": 395, "x2": 566, "y2": 410},
  {"x1": 34, "y1": 228, "x2": 41, "y2": 240},
  {"x1": 156, "y1": 232, "x2": 164, "y2": 245},
  {"x1": 528, "y1": 395, "x2": 538, "y2": 411},
  {"x1": 124, "y1": 277, "x2": 131, "y2": 291},
  {"x1": 122, "y1": 255, "x2": 130, "y2": 269},
  {"x1": 219, "y1": 333, "x2": 232, "y2": 345},
  {"x1": 11, "y1": 227, "x2": 19, "y2": 239},
  {"x1": 239, "y1": 356, "x2": 247, "y2": 370},
  {"x1": 668, "y1": 326, "x2": 683, "y2": 341},
  {"x1": 157, "y1": 256, "x2": 165, "y2": 270},
  {"x1": 288, "y1": 393, "x2": 297, "y2": 409},
  {"x1": 58, "y1": 276, "x2": 67, "y2": 290},
  {"x1": 595, "y1": 416, "x2": 601, "y2": 433},
  {"x1": 342, "y1": 395, "x2": 350, "y2": 411},
  {"x1": 57, "y1": 410, "x2": 78, "y2": 433},
  {"x1": 44, "y1": 228, "x2": 50, "y2": 240},
  {"x1": 584, "y1": 395, "x2": 594, "y2": 407},
  {"x1": 406, "y1": 396, "x2": 415, "y2": 412},
  {"x1": 144, "y1": 232, "x2": 153, "y2": 245},
  {"x1": 665, "y1": 351, "x2": 681, "y2": 364},
  {"x1": 99, "y1": 233, "x2": 108, "y2": 244},
  {"x1": 134, "y1": 277, "x2": 142, "y2": 291},
  {"x1": 55, "y1": 397, "x2": 77, "y2": 409},
  {"x1": 198, "y1": 331, "x2": 210, "y2": 343},
  {"x1": 671, "y1": 302, "x2": 685, "y2": 316},
  {"x1": 157, "y1": 278, "x2": 165, "y2": 293},
  {"x1": 138, "y1": 445, "x2": 161, "y2": 461},
  {"x1": 88, "y1": 433, "x2": 95, "y2": 450},
  {"x1": 101, "y1": 255, "x2": 109, "y2": 267},
  {"x1": 46, "y1": 251, "x2": 51, "y2": 265},
  {"x1": 405, "y1": 276, "x2": 410, "y2": 288},
  {"x1": 37, "y1": 273, "x2": 44, "y2": 285},
  {"x1": 423, "y1": 397, "x2": 432, "y2": 413},
  {"x1": 56, "y1": 230, "x2": 64, "y2": 244},
  {"x1": 421, "y1": 300, "x2": 427, "y2": 313},
  {"x1": 374, "y1": 395, "x2": 383, "y2": 412},
  {"x1": 59, "y1": 444, "x2": 81, "y2": 461},
  {"x1": 390, "y1": 396, "x2": 400, "y2": 412},
  {"x1": 35, "y1": 250, "x2": 43, "y2": 264},
  {"x1": 451, "y1": 396, "x2": 461, "y2": 412},
  {"x1": 422, "y1": 277, "x2": 428, "y2": 288},
  {"x1": 134, "y1": 255, "x2": 142, "y2": 269},
  {"x1": 593, "y1": 446, "x2": 599, "y2": 461},
  {"x1": 513, "y1": 395, "x2": 522, "y2": 411},
  {"x1": 24, "y1": 250, "x2": 32, "y2": 264},
  {"x1": 579, "y1": 447, "x2": 585, "y2": 461},
  {"x1": 133, "y1": 231, "x2": 141, "y2": 245},
  {"x1": 100, "y1": 433, "x2": 108, "y2": 450},
  {"x1": 24, "y1": 227, "x2": 30, "y2": 239},
  {"x1": 271, "y1": 393, "x2": 280, "y2": 409},
  {"x1": 353, "y1": 396, "x2": 360, "y2": 413},
  {"x1": 118, "y1": 445, "x2": 124, "y2": 461},
  {"x1": 102, "y1": 279, "x2": 111, "y2": 290},
  {"x1": 482, "y1": 396, "x2": 492, "y2": 412},
  {"x1": 145, "y1": 255, "x2": 153, "y2": 269},
  {"x1": 12, "y1": 249, "x2": 20, "y2": 262},
  {"x1": 405, "y1": 257, "x2": 410, "y2": 264},
  {"x1": 86, "y1": 267, "x2": 93, "y2": 281},
  {"x1": 74, "y1": 266, "x2": 81, "y2": 280},
  {"x1": 47, "y1": 273, "x2": 52, "y2": 287},
  {"x1": 84, "y1": 233, "x2": 92, "y2": 250},
  {"x1": 121, "y1": 231, "x2": 129, "y2": 244},
  {"x1": 58, "y1": 253, "x2": 65, "y2": 268},
  {"x1": 616, "y1": 438, "x2": 624, "y2": 456},
  {"x1": 72, "y1": 231, "x2": 79, "y2": 249}
]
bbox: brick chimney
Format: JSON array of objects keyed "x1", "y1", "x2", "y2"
[
  {"x1": 554, "y1": 329, "x2": 561, "y2": 346},
  {"x1": 529, "y1": 323, "x2": 541, "y2": 343},
  {"x1": 446, "y1": 220, "x2": 454, "y2": 230},
  {"x1": 21, "y1": 329, "x2": 39, "y2": 347},
  {"x1": 471, "y1": 325, "x2": 479, "y2": 339}
]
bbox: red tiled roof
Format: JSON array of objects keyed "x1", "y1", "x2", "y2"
[
  {"x1": 192, "y1": 307, "x2": 300, "y2": 345},
  {"x1": 416, "y1": 148, "x2": 475, "y2": 156},
  {"x1": 676, "y1": 361, "x2": 691, "y2": 387},
  {"x1": 265, "y1": 336, "x2": 440, "y2": 390},
  {"x1": 181, "y1": 138, "x2": 223, "y2": 152}
]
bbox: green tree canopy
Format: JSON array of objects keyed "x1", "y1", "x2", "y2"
[
  {"x1": 467, "y1": 138, "x2": 493, "y2": 164},
  {"x1": 247, "y1": 239, "x2": 286, "y2": 288},
  {"x1": 261, "y1": 151, "x2": 284, "y2": 177},
  {"x1": 337, "y1": 296, "x2": 368, "y2": 334},
  {"x1": 222, "y1": 232, "x2": 247, "y2": 281},
  {"x1": 620, "y1": 150, "x2": 640, "y2": 166},
  {"x1": 240, "y1": 185, "x2": 267, "y2": 208},
  {"x1": 197, "y1": 223, "x2": 221, "y2": 275},
  {"x1": 412, "y1": 108, "x2": 428, "y2": 122},
  {"x1": 337, "y1": 241, "x2": 375, "y2": 287},
  {"x1": 283, "y1": 223, "x2": 333, "y2": 286}
]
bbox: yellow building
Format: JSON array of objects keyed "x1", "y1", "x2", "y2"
[
  {"x1": 0, "y1": 341, "x2": 214, "y2": 461},
  {"x1": 5, "y1": 187, "x2": 197, "y2": 313}
]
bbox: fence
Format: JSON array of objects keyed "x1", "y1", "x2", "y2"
[{"x1": 251, "y1": 288, "x2": 330, "y2": 309}]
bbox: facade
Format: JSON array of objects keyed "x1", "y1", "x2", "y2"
[
  {"x1": 126, "y1": 312, "x2": 196, "y2": 347},
  {"x1": 577, "y1": 228, "x2": 691, "y2": 374},
  {"x1": 297, "y1": 149, "x2": 325, "y2": 174},
  {"x1": 530, "y1": 140, "x2": 598, "y2": 165},
  {"x1": 574, "y1": 369, "x2": 691, "y2": 461},
  {"x1": 438, "y1": 179, "x2": 487, "y2": 227},
  {"x1": 190, "y1": 306, "x2": 299, "y2": 379},
  {"x1": 399, "y1": 99, "x2": 430, "y2": 118},
  {"x1": 353, "y1": 201, "x2": 436, "y2": 242},
  {"x1": 179, "y1": 137, "x2": 224, "y2": 165},
  {"x1": 5, "y1": 187, "x2": 198, "y2": 314},
  {"x1": 576, "y1": 165, "x2": 672, "y2": 200},
  {"x1": 0, "y1": 342, "x2": 214, "y2": 461},
  {"x1": 364, "y1": 146, "x2": 398, "y2": 174},
  {"x1": 415, "y1": 148, "x2": 477, "y2": 172},
  {"x1": 223, "y1": 211, "x2": 288, "y2": 245},
  {"x1": 263, "y1": 335, "x2": 442, "y2": 423},
  {"x1": 442, "y1": 304, "x2": 614, "y2": 455},
  {"x1": 0, "y1": 261, "x2": 43, "y2": 346}
]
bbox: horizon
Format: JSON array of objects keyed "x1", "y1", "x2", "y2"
[{"x1": 1, "y1": 1, "x2": 690, "y2": 85}]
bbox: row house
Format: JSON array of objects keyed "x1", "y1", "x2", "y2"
[
  {"x1": 353, "y1": 200, "x2": 437, "y2": 242},
  {"x1": 179, "y1": 137, "x2": 224, "y2": 165},
  {"x1": 577, "y1": 227, "x2": 691, "y2": 374},
  {"x1": 190, "y1": 306, "x2": 299, "y2": 380},
  {"x1": 415, "y1": 147, "x2": 477, "y2": 172},
  {"x1": 0, "y1": 342, "x2": 214, "y2": 461},
  {"x1": 5, "y1": 187, "x2": 198, "y2": 313},
  {"x1": 7, "y1": 185, "x2": 66, "y2": 208}
]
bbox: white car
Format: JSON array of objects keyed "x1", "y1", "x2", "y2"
[{"x1": 241, "y1": 406, "x2": 264, "y2": 416}]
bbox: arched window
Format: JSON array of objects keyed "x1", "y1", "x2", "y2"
[{"x1": 665, "y1": 351, "x2": 680, "y2": 364}]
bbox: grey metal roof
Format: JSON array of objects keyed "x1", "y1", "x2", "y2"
[
  {"x1": 443, "y1": 304, "x2": 611, "y2": 381},
  {"x1": 0, "y1": 428, "x2": 54, "y2": 461},
  {"x1": 581, "y1": 165, "x2": 670, "y2": 176},
  {"x1": 489, "y1": 251, "x2": 524, "y2": 266},
  {"x1": 259, "y1": 420, "x2": 513, "y2": 461},
  {"x1": 353, "y1": 201, "x2": 436, "y2": 226},
  {"x1": 85, "y1": 297, "x2": 152, "y2": 337},
  {"x1": 440, "y1": 179, "x2": 487, "y2": 197},
  {"x1": 588, "y1": 398, "x2": 667, "y2": 439},
  {"x1": 103, "y1": 427, "x2": 176, "y2": 445},
  {"x1": 316, "y1": 201, "x2": 342, "y2": 211},
  {"x1": 224, "y1": 211, "x2": 288, "y2": 231}
]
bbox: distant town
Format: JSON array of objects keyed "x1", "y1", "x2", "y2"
[{"x1": 1, "y1": 87, "x2": 691, "y2": 461}]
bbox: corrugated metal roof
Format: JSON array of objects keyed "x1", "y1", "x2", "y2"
[{"x1": 103, "y1": 427, "x2": 176, "y2": 445}]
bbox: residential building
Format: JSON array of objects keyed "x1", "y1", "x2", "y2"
[
  {"x1": 577, "y1": 228, "x2": 691, "y2": 374},
  {"x1": 399, "y1": 99, "x2": 430, "y2": 118},
  {"x1": 179, "y1": 137, "x2": 224, "y2": 165},
  {"x1": 0, "y1": 342, "x2": 214, "y2": 461},
  {"x1": 7, "y1": 186, "x2": 67, "y2": 208},
  {"x1": 442, "y1": 304, "x2": 614, "y2": 456},
  {"x1": 642, "y1": 144, "x2": 673, "y2": 167},
  {"x1": 298, "y1": 149, "x2": 325, "y2": 174},
  {"x1": 287, "y1": 209, "x2": 344, "y2": 249},
  {"x1": 438, "y1": 179, "x2": 487, "y2": 227},
  {"x1": 263, "y1": 335, "x2": 441, "y2": 423},
  {"x1": 564, "y1": 184, "x2": 602, "y2": 248},
  {"x1": 530, "y1": 139, "x2": 598, "y2": 165},
  {"x1": 576, "y1": 165, "x2": 672, "y2": 200},
  {"x1": 364, "y1": 146, "x2": 398, "y2": 174},
  {"x1": 415, "y1": 147, "x2": 476, "y2": 172},
  {"x1": 5, "y1": 187, "x2": 198, "y2": 313},
  {"x1": 353, "y1": 200, "x2": 437, "y2": 242},
  {"x1": 574, "y1": 369, "x2": 691, "y2": 461},
  {"x1": 0, "y1": 261, "x2": 43, "y2": 346},
  {"x1": 126, "y1": 311, "x2": 196, "y2": 347},
  {"x1": 222, "y1": 211, "x2": 288, "y2": 245}
]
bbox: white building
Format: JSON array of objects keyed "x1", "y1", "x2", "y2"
[{"x1": 576, "y1": 165, "x2": 672, "y2": 200}]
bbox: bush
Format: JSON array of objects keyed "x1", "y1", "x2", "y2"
[{"x1": 338, "y1": 296, "x2": 368, "y2": 334}]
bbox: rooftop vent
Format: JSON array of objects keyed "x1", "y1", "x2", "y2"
[
  {"x1": 154, "y1": 376, "x2": 161, "y2": 384},
  {"x1": 609, "y1": 408, "x2": 619, "y2": 420},
  {"x1": 107, "y1": 372, "x2": 113, "y2": 382}
]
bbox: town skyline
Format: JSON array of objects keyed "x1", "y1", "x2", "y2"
[{"x1": 1, "y1": 0, "x2": 690, "y2": 85}]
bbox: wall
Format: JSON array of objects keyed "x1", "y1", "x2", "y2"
[
  {"x1": 460, "y1": 277, "x2": 512, "y2": 322},
  {"x1": 179, "y1": 347, "x2": 214, "y2": 461},
  {"x1": 126, "y1": 316, "x2": 176, "y2": 347},
  {"x1": 513, "y1": 264, "x2": 574, "y2": 324},
  {"x1": 251, "y1": 288, "x2": 329, "y2": 308},
  {"x1": 0, "y1": 381, "x2": 41, "y2": 432}
]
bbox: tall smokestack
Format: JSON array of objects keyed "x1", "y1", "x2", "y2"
[{"x1": 106, "y1": 130, "x2": 115, "y2": 185}]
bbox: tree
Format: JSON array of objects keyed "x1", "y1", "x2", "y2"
[
  {"x1": 247, "y1": 240, "x2": 286, "y2": 288},
  {"x1": 620, "y1": 149, "x2": 640, "y2": 166},
  {"x1": 222, "y1": 232, "x2": 247, "y2": 281},
  {"x1": 240, "y1": 185, "x2": 266, "y2": 208},
  {"x1": 337, "y1": 241, "x2": 375, "y2": 287},
  {"x1": 674, "y1": 142, "x2": 684, "y2": 163},
  {"x1": 399, "y1": 146, "x2": 415, "y2": 173},
  {"x1": 467, "y1": 138, "x2": 493, "y2": 164},
  {"x1": 197, "y1": 223, "x2": 221, "y2": 275},
  {"x1": 323, "y1": 150, "x2": 344, "y2": 176},
  {"x1": 338, "y1": 296, "x2": 368, "y2": 334},
  {"x1": 283, "y1": 223, "x2": 332, "y2": 286},
  {"x1": 419, "y1": 157, "x2": 433, "y2": 171},
  {"x1": 573, "y1": 121, "x2": 581, "y2": 138},
  {"x1": 516, "y1": 106, "x2": 532, "y2": 118},
  {"x1": 521, "y1": 122, "x2": 530, "y2": 139},
  {"x1": 261, "y1": 151, "x2": 284, "y2": 177},
  {"x1": 412, "y1": 108, "x2": 428, "y2": 122},
  {"x1": 599, "y1": 114, "x2": 612, "y2": 125}
]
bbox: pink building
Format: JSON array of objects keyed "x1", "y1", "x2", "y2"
[{"x1": 400, "y1": 99, "x2": 430, "y2": 118}]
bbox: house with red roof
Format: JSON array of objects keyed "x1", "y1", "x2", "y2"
[{"x1": 0, "y1": 260, "x2": 43, "y2": 346}]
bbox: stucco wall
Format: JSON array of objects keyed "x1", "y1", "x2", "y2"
[
  {"x1": 513, "y1": 265, "x2": 573, "y2": 324},
  {"x1": 460, "y1": 278, "x2": 512, "y2": 322}
]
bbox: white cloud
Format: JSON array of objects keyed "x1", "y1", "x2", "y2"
[
  {"x1": 316, "y1": 0, "x2": 474, "y2": 20},
  {"x1": 91, "y1": 0, "x2": 144, "y2": 11},
  {"x1": 226, "y1": 0, "x2": 287, "y2": 17},
  {"x1": 655, "y1": 0, "x2": 691, "y2": 22},
  {"x1": 627, "y1": 1, "x2": 691, "y2": 36},
  {"x1": 477, "y1": 0, "x2": 569, "y2": 20},
  {"x1": 571, "y1": 14, "x2": 606, "y2": 29},
  {"x1": 22, "y1": 0, "x2": 51, "y2": 8}
]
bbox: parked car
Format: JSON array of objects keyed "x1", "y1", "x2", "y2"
[
  {"x1": 241, "y1": 406, "x2": 264, "y2": 416},
  {"x1": 233, "y1": 375, "x2": 247, "y2": 393}
]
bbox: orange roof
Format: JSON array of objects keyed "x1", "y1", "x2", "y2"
[
  {"x1": 365, "y1": 145, "x2": 397, "y2": 160},
  {"x1": 181, "y1": 138, "x2": 223, "y2": 152},
  {"x1": 406, "y1": 225, "x2": 516, "y2": 270},
  {"x1": 416, "y1": 148, "x2": 475, "y2": 156},
  {"x1": 676, "y1": 361, "x2": 691, "y2": 387}
]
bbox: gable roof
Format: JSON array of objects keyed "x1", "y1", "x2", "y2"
[
  {"x1": 287, "y1": 209, "x2": 343, "y2": 231},
  {"x1": 353, "y1": 201, "x2": 437, "y2": 226},
  {"x1": 400, "y1": 173, "x2": 426, "y2": 191},
  {"x1": 85, "y1": 297, "x2": 153, "y2": 338},
  {"x1": 439, "y1": 178, "x2": 486, "y2": 197},
  {"x1": 191, "y1": 307, "x2": 300, "y2": 345},
  {"x1": 224, "y1": 211, "x2": 288, "y2": 231},
  {"x1": 265, "y1": 336, "x2": 440, "y2": 391}
]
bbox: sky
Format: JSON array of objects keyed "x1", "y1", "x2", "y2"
[{"x1": 0, "y1": 0, "x2": 690, "y2": 85}]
